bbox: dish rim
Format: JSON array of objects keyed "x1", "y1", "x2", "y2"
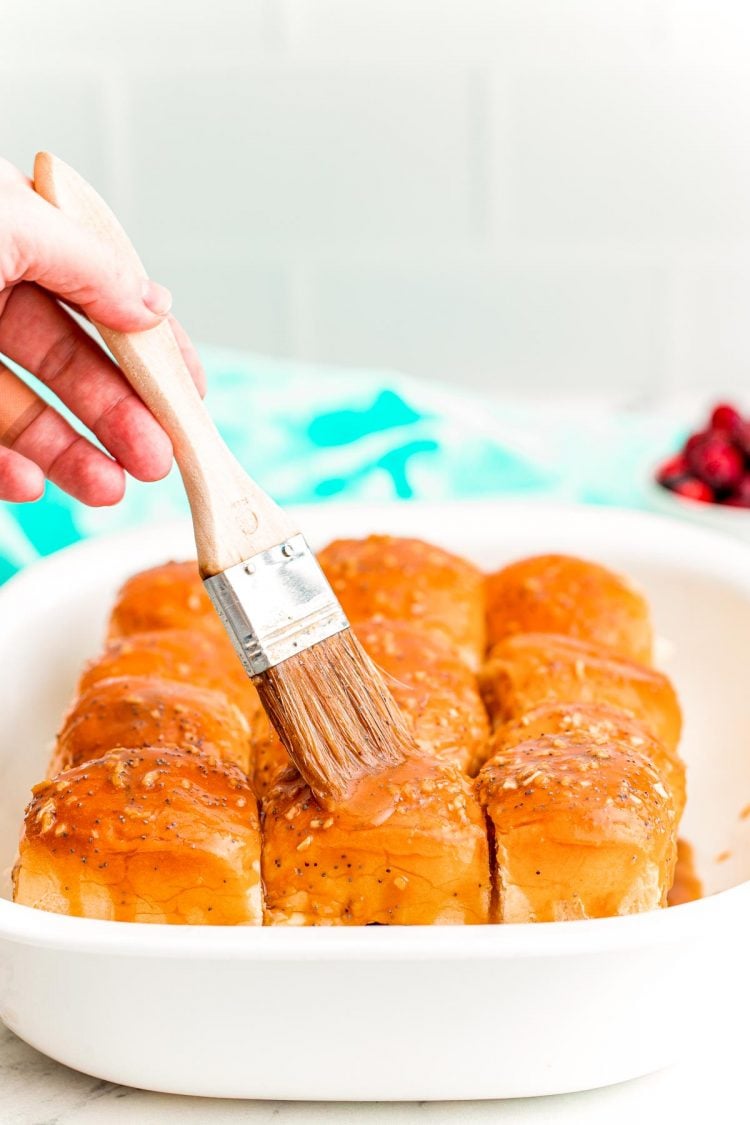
[
  {"x1": 0, "y1": 886, "x2": 744, "y2": 957},
  {"x1": 3, "y1": 498, "x2": 749, "y2": 957}
]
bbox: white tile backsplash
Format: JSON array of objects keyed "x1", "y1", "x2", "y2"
[
  {"x1": 0, "y1": 1, "x2": 278, "y2": 67},
  {"x1": 670, "y1": 258, "x2": 750, "y2": 391},
  {"x1": 0, "y1": 73, "x2": 112, "y2": 199},
  {"x1": 668, "y1": 0, "x2": 750, "y2": 62},
  {"x1": 1, "y1": 0, "x2": 749, "y2": 397},
  {"x1": 284, "y1": 0, "x2": 664, "y2": 62},
  {"x1": 501, "y1": 62, "x2": 750, "y2": 247},
  {"x1": 127, "y1": 65, "x2": 480, "y2": 253},
  {"x1": 283, "y1": 0, "x2": 507, "y2": 61},
  {"x1": 145, "y1": 249, "x2": 292, "y2": 356},
  {"x1": 300, "y1": 255, "x2": 667, "y2": 393}
]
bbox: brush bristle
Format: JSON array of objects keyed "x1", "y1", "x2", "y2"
[{"x1": 253, "y1": 628, "x2": 414, "y2": 805}]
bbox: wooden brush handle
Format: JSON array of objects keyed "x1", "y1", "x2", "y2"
[{"x1": 33, "y1": 151, "x2": 296, "y2": 575}]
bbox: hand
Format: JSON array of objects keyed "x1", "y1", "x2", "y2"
[{"x1": 0, "y1": 159, "x2": 205, "y2": 506}]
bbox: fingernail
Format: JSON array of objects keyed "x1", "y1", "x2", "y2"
[{"x1": 142, "y1": 279, "x2": 172, "y2": 317}]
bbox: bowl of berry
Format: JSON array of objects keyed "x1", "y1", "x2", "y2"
[{"x1": 651, "y1": 402, "x2": 750, "y2": 539}]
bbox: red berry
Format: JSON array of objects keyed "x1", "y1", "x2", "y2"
[
  {"x1": 724, "y1": 475, "x2": 750, "y2": 508},
  {"x1": 686, "y1": 434, "x2": 743, "y2": 491},
  {"x1": 684, "y1": 430, "x2": 709, "y2": 458},
  {"x1": 671, "y1": 477, "x2": 714, "y2": 503},
  {"x1": 710, "y1": 403, "x2": 743, "y2": 434},
  {"x1": 656, "y1": 453, "x2": 689, "y2": 484},
  {"x1": 734, "y1": 420, "x2": 750, "y2": 458}
]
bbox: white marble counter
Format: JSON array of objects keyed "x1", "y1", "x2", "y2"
[{"x1": 1, "y1": 1014, "x2": 744, "y2": 1125}]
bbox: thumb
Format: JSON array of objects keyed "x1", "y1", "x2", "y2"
[{"x1": 12, "y1": 193, "x2": 172, "y2": 332}]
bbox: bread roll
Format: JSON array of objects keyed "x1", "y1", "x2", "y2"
[
  {"x1": 15, "y1": 540, "x2": 685, "y2": 929},
  {"x1": 78, "y1": 628, "x2": 265, "y2": 732},
  {"x1": 108, "y1": 561, "x2": 222, "y2": 639},
  {"x1": 493, "y1": 701, "x2": 686, "y2": 819},
  {"x1": 318, "y1": 536, "x2": 485, "y2": 669},
  {"x1": 352, "y1": 617, "x2": 489, "y2": 775},
  {"x1": 14, "y1": 746, "x2": 262, "y2": 924},
  {"x1": 52, "y1": 676, "x2": 252, "y2": 775},
  {"x1": 262, "y1": 755, "x2": 491, "y2": 925},
  {"x1": 476, "y1": 730, "x2": 677, "y2": 922},
  {"x1": 479, "y1": 633, "x2": 681, "y2": 754},
  {"x1": 486, "y1": 554, "x2": 652, "y2": 663}
]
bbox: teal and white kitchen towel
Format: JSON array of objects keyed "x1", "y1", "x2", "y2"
[{"x1": 0, "y1": 347, "x2": 684, "y2": 584}]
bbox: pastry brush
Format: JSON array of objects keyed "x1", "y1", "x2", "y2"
[{"x1": 33, "y1": 151, "x2": 411, "y2": 806}]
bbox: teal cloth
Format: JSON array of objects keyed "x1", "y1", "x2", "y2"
[{"x1": 0, "y1": 348, "x2": 684, "y2": 583}]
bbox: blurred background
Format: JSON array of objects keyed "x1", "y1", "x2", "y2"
[
  {"x1": 3, "y1": 0, "x2": 750, "y2": 582},
  {"x1": 4, "y1": 0, "x2": 749, "y2": 400}
]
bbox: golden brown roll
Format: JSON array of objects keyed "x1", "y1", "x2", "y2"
[
  {"x1": 107, "y1": 561, "x2": 222, "y2": 639},
  {"x1": 78, "y1": 628, "x2": 264, "y2": 732},
  {"x1": 353, "y1": 617, "x2": 490, "y2": 775},
  {"x1": 479, "y1": 633, "x2": 681, "y2": 755},
  {"x1": 253, "y1": 616, "x2": 492, "y2": 793},
  {"x1": 15, "y1": 536, "x2": 686, "y2": 930},
  {"x1": 14, "y1": 746, "x2": 262, "y2": 924},
  {"x1": 486, "y1": 554, "x2": 653, "y2": 663},
  {"x1": 262, "y1": 755, "x2": 491, "y2": 925},
  {"x1": 493, "y1": 701, "x2": 686, "y2": 820},
  {"x1": 476, "y1": 730, "x2": 677, "y2": 922},
  {"x1": 52, "y1": 676, "x2": 252, "y2": 776},
  {"x1": 318, "y1": 535, "x2": 485, "y2": 669}
]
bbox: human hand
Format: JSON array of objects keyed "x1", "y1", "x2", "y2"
[{"x1": 0, "y1": 159, "x2": 205, "y2": 505}]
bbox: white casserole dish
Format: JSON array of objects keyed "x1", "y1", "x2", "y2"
[
  {"x1": 645, "y1": 471, "x2": 750, "y2": 542},
  {"x1": 1, "y1": 500, "x2": 749, "y2": 1101}
]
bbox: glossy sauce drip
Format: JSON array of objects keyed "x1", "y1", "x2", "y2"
[
  {"x1": 668, "y1": 838, "x2": 702, "y2": 906},
  {"x1": 273, "y1": 750, "x2": 467, "y2": 829},
  {"x1": 333, "y1": 753, "x2": 438, "y2": 825}
]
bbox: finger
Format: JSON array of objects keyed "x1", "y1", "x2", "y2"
[
  {"x1": 54, "y1": 298, "x2": 206, "y2": 398},
  {"x1": 169, "y1": 315, "x2": 206, "y2": 396},
  {"x1": 9, "y1": 188, "x2": 172, "y2": 332},
  {"x1": 0, "y1": 283, "x2": 173, "y2": 482},
  {"x1": 11, "y1": 400, "x2": 126, "y2": 506},
  {"x1": 0, "y1": 361, "x2": 126, "y2": 505},
  {"x1": 0, "y1": 445, "x2": 45, "y2": 503}
]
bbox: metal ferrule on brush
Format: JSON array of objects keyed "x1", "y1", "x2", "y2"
[{"x1": 203, "y1": 534, "x2": 349, "y2": 677}]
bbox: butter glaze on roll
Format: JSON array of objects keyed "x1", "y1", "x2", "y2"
[
  {"x1": 78, "y1": 628, "x2": 267, "y2": 732},
  {"x1": 479, "y1": 633, "x2": 682, "y2": 755},
  {"x1": 107, "y1": 561, "x2": 222, "y2": 639},
  {"x1": 52, "y1": 676, "x2": 252, "y2": 775},
  {"x1": 262, "y1": 755, "x2": 491, "y2": 925},
  {"x1": 14, "y1": 746, "x2": 262, "y2": 925},
  {"x1": 485, "y1": 554, "x2": 653, "y2": 664},
  {"x1": 476, "y1": 731, "x2": 677, "y2": 922},
  {"x1": 318, "y1": 536, "x2": 485, "y2": 669},
  {"x1": 493, "y1": 702, "x2": 686, "y2": 820}
]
